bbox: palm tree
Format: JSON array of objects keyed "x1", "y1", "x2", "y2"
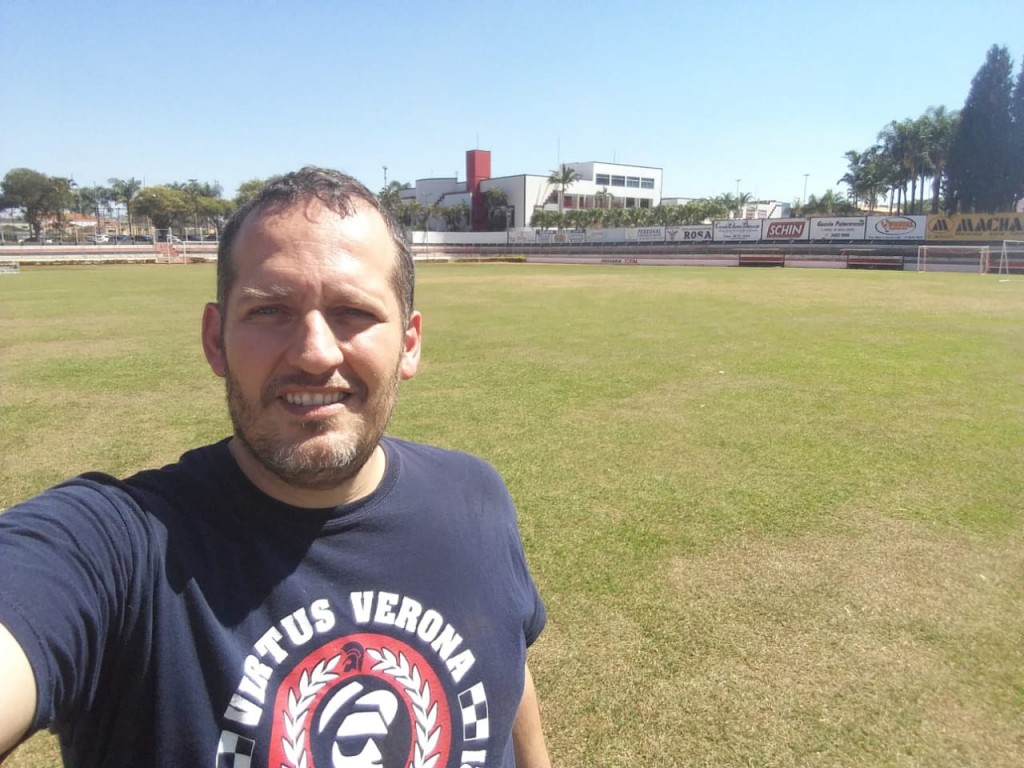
[
  {"x1": 378, "y1": 180, "x2": 410, "y2": 220},
  {"x1": 530, "y1": 209, "x2": 553, "y2": 228},
  {"x1": 441, "y1": 202, "x2": 470, "y2": 232},
  {"x1": 650, "y1": 204, "x2": 671, "y2": 226},
  {"x1": 547, "y1": 165, "x2": 581, "y2": 215},
  {"x1": 879, "y1": 118, "x2": 930, "y2": 213},
  {"x1": 108, "y1": 177, "x2": 142, "y2": 236},
  {"x1": 859, "y1": 146, "x2": 887, "y2": 212},
  {"x1": 400, "y1": 200, "x2": 423, "y2": 230},
  {"x1": 839, "y1": 150, "x2": 866, "y2": 208},
  {"x1": 603, "y1": 207, "x2": 626, "y2": 228},
  {"x1": 799, "y1": 189, "x2": 859, "y2": 216},
  {"x1": 716, "y1": 192, "x2": 737, "y2": 218},
  {"x1": 921, "y1": 105, "x2": 959, "y2": 213},
  {"x1": 735, "y1": 192, "x2": 753, "y2": 218},
  {"x1": 483, "y1": 187, "x2": 511, "y2": 230},
  {"x1": 79, "y1": 185, "x2": 113, "y2": 232}
]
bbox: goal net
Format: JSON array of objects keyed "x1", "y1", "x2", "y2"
[
  {"x1": 153, "y1": 229, "x2": 186, "y2": 264},
  {"x1": 916, "y1": 244, "x2": 991, "y2": 273},
  {"x1": 997, "y1": 240, "x2": 1024, "y2": 277}
]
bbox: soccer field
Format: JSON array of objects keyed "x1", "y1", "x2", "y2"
[{"x1": 2, "y1": 264, "x2": 1022, "y2": 767}]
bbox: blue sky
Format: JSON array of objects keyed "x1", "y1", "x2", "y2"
[{"x1": 2, "y1": 0, "x2": 1022, "y2": 204}]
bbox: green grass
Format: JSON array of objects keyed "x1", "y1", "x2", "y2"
[{"x1": 2, "y1": 264, "x2": 1022, "y2": 767}]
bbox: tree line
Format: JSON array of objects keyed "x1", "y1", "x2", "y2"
[
  {"x1": 841, "y1": 45, "x2": 1024, "y2": 215},
  {"x1": 0, "y1": 172, "x2": 280, "y2": 241},
  {"x1": 4, "y1": 45, "x2": 1020, "y2": 240}
]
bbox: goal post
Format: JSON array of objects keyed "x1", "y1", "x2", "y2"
[
  {"x1": 916, "y1": 244, "x2": 991, "y2": 274},
  {"x1": 153, "y1": 229, "x2": 187, "y2": 264},
  {"x1": 997, "y1": 240, "x2": 1024, "y2": 277}
]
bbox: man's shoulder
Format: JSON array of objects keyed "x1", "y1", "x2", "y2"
[
  {"x1": 384, "y1": 436, "x2": 498, "y2": 474},
  {"x1": 5, "y1": 440, "x2": 233, "y2": 526},
  {"x1": 123, "y1": 439, "x2": 232, "y2": 493}
]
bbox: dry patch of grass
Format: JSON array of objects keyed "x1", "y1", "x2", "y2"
[
  {"x1": 532, "y1": 512, "x2": 1023, "y2": 767},
  {"x1": 671, "y1": 513, "x2": 1021, "y2": 765},
  {"x1": 4, "y1": 732, "x2": 60, "y2": 768}
]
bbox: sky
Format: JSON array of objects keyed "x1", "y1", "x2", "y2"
[{"x1": 2, "y1": 0, "x2": 1023, "y2": 205}]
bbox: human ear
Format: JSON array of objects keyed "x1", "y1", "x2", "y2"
[
  {"x1": 399, "y1": 311, "x2": 422, "y2": 380},
  {"x1": 201, "y1": 302, "x2": 227, "y2": 378}
]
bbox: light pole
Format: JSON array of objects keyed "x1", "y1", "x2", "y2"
[
  {"x1": 383, "y1": 165, "x2": 388, "y2": 188},
  {"x1": 69, "y1": 179, "x2": 80, "y2": 243},
  {"x1": 802, "y1": 173, "x2": 809, "y2": 208},
  {"x1": 736, "y1": 178, "x2": 741, "y2": 197}
]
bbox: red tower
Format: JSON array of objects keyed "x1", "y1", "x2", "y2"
[{"x1": 466, "y1": 150, "x2": 491, "y2": 231}]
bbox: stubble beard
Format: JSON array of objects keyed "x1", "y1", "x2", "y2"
[{"x1": 224, "y1": 364, "x2": 402, "y2": 492}]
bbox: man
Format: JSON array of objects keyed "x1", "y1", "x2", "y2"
[{"x1": 0, "y1": 167, "x2": 551, "y2": 767}]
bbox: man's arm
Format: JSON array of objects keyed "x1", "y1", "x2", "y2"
[
  {"x1": 512, "y1": 662, "x2": 552, "y2": 768},
  {"x1": 0, "y1": 622, "x2": 37, "y2": 754}
]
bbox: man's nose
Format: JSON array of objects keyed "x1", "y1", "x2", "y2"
[{"x1": 291, "y1": 311, "x2": 344, "y2": 371}]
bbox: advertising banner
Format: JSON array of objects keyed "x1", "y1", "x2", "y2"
[
  {"x1": 762, "y1": 219, "x2": 810, "y2": 241},
  {"x1": 625, "y1": 227, "x2": 666, "y2": 243},
  {"x1": 866, "y1": 215, "x2": 927, "y2": 240},
  {"x1": 713, "y1": 219, "x2": 762, "y2": 242},
  {"x1": 665, "y1": 225, "x2": 713, "y2": 242},
  {"x1": 437, "y1": 231, "x2": 508, "y2": 245},
  {"x1": 586, "y1": 228, "x2": 627, "y2": 243},
  {"x1": 509, "y1": 229, "x2": 536, "y2": 244},
  {"x1": 926, "y1": 212, "x2": 1024, "y2": 241},
  {"x1": 809, "y1": 217, "x2": 866, "y2": 241},
  {"x1": 550, "y1": 229, "x2": 586, "y2": 244}
]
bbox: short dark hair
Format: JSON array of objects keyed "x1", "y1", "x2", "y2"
[{"x1": 217, "y1": 166, "x2": 414, "y2": 324}]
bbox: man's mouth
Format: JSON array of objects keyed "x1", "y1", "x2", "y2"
[{"x1": 282, "y1": 391, "x2": 349, "y2": 407}]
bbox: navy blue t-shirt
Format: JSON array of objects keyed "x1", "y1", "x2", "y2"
[{"x1": 0, "y1": 437, "x2": 545, "y2": 767}]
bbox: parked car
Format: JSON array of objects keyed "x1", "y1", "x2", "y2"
[
  {"x1": 113, "y1": 235, "x2": 133, "y2": 244},
  {"x1": 86, "y1": 235, "x2": 109, "y2": 244},
  {"x1": 162, "y1": 234, "x2": 183, "y2": 244},
  {"x1": 20, "y1": 236, "x2": 53, "y2": 244},
  {"x1": 134, "y1": 235, "x2": 154, "y2": 243}
]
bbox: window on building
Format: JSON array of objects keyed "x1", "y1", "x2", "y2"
[
  {"x1": 626, "y1": 177, "x2": 640, "y2": 188},
  {"x1": 640, "y1": 177, "x2": 655, "y2": 189},
  {"x1": 640, "y1": 198, "x2": 651, "y2": 208},
  {"x1": 595, "y1": 173, "x2": 610, "y2": 185},
  {"x1": 611, "y1": 175, "x2": 625, "y2": 187},
  {"x1": 625, "y1": 197, "x2": 636, "y2": 207}
]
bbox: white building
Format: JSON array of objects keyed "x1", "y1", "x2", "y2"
[
  {"x1": 742, "y1": 200, "x2": 791, "y2": 219},
  {"x1": 402, "y1": 151, "x2": 665, "y2": 230},
  {"x1": 556, "y1": 161, "x2": 662, "y2": 210}
]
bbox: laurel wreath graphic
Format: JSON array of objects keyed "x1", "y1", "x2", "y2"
[
  {"x1": 367, "y1": 647, "x2": 441, "y2": 768},
  {"x1": 279, "y1": 648, "x2": 441, "y2": 768},
  {"x1": 281, "y1": 654, "x2": 341, "y2": 768}
]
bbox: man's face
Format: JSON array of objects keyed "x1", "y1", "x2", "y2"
[{"x1": 202, "y1": 200, "x2": 420, "y2": 500}]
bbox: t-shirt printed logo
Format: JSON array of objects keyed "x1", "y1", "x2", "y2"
[
  {"x1": 218, "y1": 593, "x2": 493, "y2": 768},
  {"x1": 269, "y1": 633, "x2": 450, "y2": 768}
]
